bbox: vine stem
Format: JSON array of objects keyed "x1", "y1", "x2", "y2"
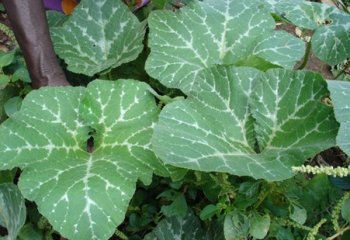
[
  {"x1": 297, "y1": 40, "x2": 312, "y2": 70},
  {"x1": 334, "y1": 60, "x2": 350, "y2": 79},
  {"x1": 327, "y1": 225, "x2": 350, "y2": 240}
]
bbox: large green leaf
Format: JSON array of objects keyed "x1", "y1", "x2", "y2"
[
  {"x1": 51, "y1": 0, "x2": 145, "y2": 76},
  {"x1": 0, "y1": 80, "x2": 170, "y2": 240},
  {"x1": 152, "y1": 66, "x2": 338, "y2": 181},
  {"x1": 269, "y1": 1, "x2": 350, "y2": 65},
  {"x1": 146, "y1": 0, "x2": 305, "y2": 93},
  {"x1": 327, "y1": 80, "x2": 350, "y2": 155},
  {"x1": 0, "y1": 183, "x2": 26, "y2": 240}
]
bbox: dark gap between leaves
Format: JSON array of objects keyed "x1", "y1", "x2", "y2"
[{"x1": 0, "y1": 225, "x2": 8, "y2": 237}]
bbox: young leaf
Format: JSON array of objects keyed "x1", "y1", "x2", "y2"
[
  {"x1": 12, "y1": 68, "x2": 31, "y2": 83},
  {"x1": 270, "y1": 1, "x2": 350, "y2": 65},
  {"x1": 144, "y1": 210, "x2": 207, "y2": 240},
  {"x1": 152, "y1": 66, "x2": 338, "y2": 181},
  {"x1": 0, "y1": 50, "x2": 15, "y2": 68},
  {"x1": 249, "y1": 213, "x2": 271, "y2": 239},
  {"x1": 289, "y1": 204, "x2": 307, "y2": 225},
  {"x1": 51, "y1": 0, "x2": 145, "y2": 76},
  {"x1": 200, "y1": 204, "x2": 219, "y2": 220},
  {"x1": 0, "y1": 183, "x2": 26, "y2": 240},
  {"x1": 146, "y1": 0, "x2": 305, "y2": 93},
  {"x1": 341, "y1": 197, "x2": 350, "y2": 222},
  {"x1": 0, "y1": 80, "x2": 170, "y2": 240},
  {"x1": 160, "y1": 194, "x2": 188, "y2": 218},
  {"x1": 224, "y1": 211, "x2": 250, "y2": 240},
  {"x1": 4, "y1": 96, "x2": 22, "y2": 117},
  {"x1": 0, "y1": 75, "x2": 10, "y2": 90},
  {"x1": 0, "y1": 86, "x2": 18, "y2": 123},
  {"x1": 327, "y1": 80, "x2": 350, "y2": 156},
  {"x1": 17, "y1": 223, "x2": 44, "y2": 240}
]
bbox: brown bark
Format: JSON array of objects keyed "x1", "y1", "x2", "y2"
[{"x1": 2, "y1": 0, "x2": 70, "y2": 88}]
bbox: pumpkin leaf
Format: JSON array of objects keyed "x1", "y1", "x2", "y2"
[
  {"x1": 146, "y1": 0, "x2": 305, "y2": 93},
  {"x1": 152, "y1": 66, "x2": 338, "y2": 181},
  {"x1": 0, "y1": 183, "x2": 26, "y2": 240},
  {"x1": 0, "y1": 80, "x2": 170, "y2": 240},
  {"x1": 327, "y1": 80, "x2": 350, "y2": 156},
  {"x1": 269, "y1": 1, "x2": 350, "y2": 65},
  {"x1": 144, "y1": 210, "x2": 207, "y2": 240},
  {"x1": 51, "y1": 0, "x2": 145, "y2": 76}
]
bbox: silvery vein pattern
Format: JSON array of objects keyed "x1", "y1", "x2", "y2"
[
  {"x1": 0, "y1": 80, "x2": 169, "y2": 240},
  {"x1": 146, "y1": 0, "x2": 305, "y2": 93},
  {"x1": 152, "y1": 66, "x2": 338, "y2": 181},
  {"x1": 328, "y1": 80, "x2": 350, "y2": 155},
  {"x1": 51, "y1": 0, "x2": 145, "y2": 76}
]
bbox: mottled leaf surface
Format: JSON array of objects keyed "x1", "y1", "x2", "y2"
[
  {"x1": 51, "y1": 0, "x2": 145, "y2": 76},
  {"x1": 0, "y1": 183, "x2": 26, "y2": 240},
  {"x1": 0, "y1": 80, "x2": 168, "y2": 240},
  {"x1": 328, "y1": 80, "x2": 350, "y2": 155},
  {"x1": 270, "y1": 1, "x2": 350, "y2": 65},
  {"x1": 152, "y1": 66, "x2": 338, "y2": 181},
  {"x1": 146, "y1": 0, "x2": 304, "y2": 93},
  {"x1": 144, "y1": 210, "x2": 207, "y2": 240}
]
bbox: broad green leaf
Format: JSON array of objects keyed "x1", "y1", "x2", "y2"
[
  {"x1": 17, "y1": 223, "x2": 44, "y2": 240},
  {"x1": 224, "y1": 211, "x2": 250, "y2": 240},
  {"x1": 342, "y1": 197, "x2": 350, "y2": 222},
  {"x1": 152, "y1": 66, "x2": 338, "y2": 181},
  {"x1": 269, "y1": 222, "x2": 294, "y2": 240},
  {"x1": 51, "y1": 0, "x2": 145, "y2": 76},
  {"x1": 12, "y1": 68, "x2": 31, "y2": 83},
  {"x1": 200, "y1": 204, "x2": 218, "y2": 220},
  {"x1": 0, "y1": 169, "x2": 16, "y2": 184},
  {"x1": 0, "y1": 75, "x2": 10, "y2": 90},
  {"x1": 341, "y1": 198, "x2": 350, "y2": 222},
  {"x1": 160, "y1": 194, "x2": 188, "y2": 218},
  {"x1": 0, "y1": 183, "x2": 26, "y2": 240},
  {"x1": 270, "y1": 1, "x2": 350, "y2": 65},
  {"x1": 327, "y1": 80, "x2": 350, "y2": 155},
  {"x1": 46, "y1": 11, "x2": 68, "y2": 28},
  {"x1": 146, "y1": 0, "x2": 305, "y2": 93},
  {"x1": 289, "y1": 204, "x2": 307, "y2": 225},
  {"x1": 0, "y1": 86, "x2": 18, "y2": 123},
  {"x1": 4, "y1": 96, "x2": 22, "y2": 118},
  {"x1": 0, "y1": 80, "x2": 170, "y2": 240},
  {"x1": 0, "y1": 50, "x2": 15, "y2": 68},
  {"x1": 144, "y1": 210, "x2": 207, "y2": 240},
  {"x1": 249, "y1": 213, "x2": 270, "y2": 239}
]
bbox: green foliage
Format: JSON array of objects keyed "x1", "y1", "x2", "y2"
[
  {"x1": 0, "y1": 0, "x2": 349, "y2": 239},
  {"x1": 265, "y1": 0, "x2": 350, "y2": 65},
  {"x1": 51, "y1": 0, "x2": 145, "y2": 76},
  {"x1": 328, "y1": 80, "x2": 350, "y2": 156},
  {"x1": 152, "y1": 66, "x2": 338, "y2": 181},
  {"x1": 146, "y1": 0, "x2": 305, "y2": 92},
  {"x1": 0, "y1": 183, "x2": 26, "y2": 240},
  {"x1": 0, "y1": 80, "x2": 180, "y2": 239},
  {"x1": 144, "y1": 210, "x2": 210, "y2": 240}
]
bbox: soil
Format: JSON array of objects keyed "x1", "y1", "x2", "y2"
[{"x1": 276, "y1": 23, "x2": 335, "y2": 79}]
